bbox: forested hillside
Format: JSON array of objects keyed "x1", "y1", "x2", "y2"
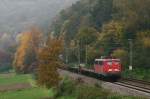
[{"x1": 51, "y1": 0, "x2": 150, "y2": 68}]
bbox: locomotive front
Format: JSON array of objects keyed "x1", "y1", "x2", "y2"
[{"x1": 94, "y1": 59, "x2": 122, "y2": 78}]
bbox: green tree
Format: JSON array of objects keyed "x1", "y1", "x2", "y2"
[
  {"x1": 86, "y1": 46, "x2": 102, "y2": 65},
  {"x1": 90, "y1": 0, "x2": 113, "y2": 28},
  {"x1": 96, "y1": 21, "x2": 125, "y2": 56},
  {"x1": 113, "y1": 0, "x2": 150, "y2": 37},
  {"x1": 13, "y1": 27, "x2": 42, "y2": 73},
  {"x1": 134, "y1": 30, "x2": 150, "y2": 68},
  {"x1": 75, "y1": 27, "x2": 98, "y2": 63},
  {"x1": 76, "y1": 27, "x2": 98, "y2": 45},
  {"x1": 112, "y1": 49, "x2": 128, "y2": 67}
]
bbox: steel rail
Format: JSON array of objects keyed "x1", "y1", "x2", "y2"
[
  {"x1": 114, "y1": 82, "x2": 150, "y2": 94},
  {"x1": 60, "y1": 67, "x2": 150, "y2": 94}
]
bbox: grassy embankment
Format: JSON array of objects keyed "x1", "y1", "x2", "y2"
[{"x1": 52, "y1": 78, "x2": 147, "y2": 99}]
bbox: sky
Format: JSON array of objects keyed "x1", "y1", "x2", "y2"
[
  {"x1": 0, "y1": 0, "x2": 77, "y2": 34},
  {"x1": 0, "y1": 0, "x2": 78, "y2": 49}
]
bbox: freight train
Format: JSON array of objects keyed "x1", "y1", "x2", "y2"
[{"x1": 65, "y1": 57, "x2": 122, "y2": 80}]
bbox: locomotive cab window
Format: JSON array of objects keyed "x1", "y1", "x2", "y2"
[
  {"x1": 99, "y1": 61, "x2": 103, "y2": 65},
  {"x1": 94, "y1": 61, "x2": 99, "y2": 65},
  {"x1": 94, "y1": 61, "x2": 103, "y2": 66}
]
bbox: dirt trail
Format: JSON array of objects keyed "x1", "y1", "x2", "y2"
[
  {"x1": 0, "y1": 83, "x2": 32, "y2": 92},
  {"x1": 0, "y1": 73, "x2": 15, "y2": 78}
]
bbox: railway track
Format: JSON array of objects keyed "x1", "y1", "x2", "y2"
[
  {"x1": 61, "y1": 67, "x2": 150, "y2": 94},
  {"x1": 121, "y1": 78, "x2": 150, "y2": 86},
  {"x1": 115, "y1": 78, "x2": 150, "y2": 94}
]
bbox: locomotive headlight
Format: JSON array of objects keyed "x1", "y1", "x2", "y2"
[
  {"x1": 108, "y1": 69, "x2": 112, "y2": 71},
  {"x1": 114, "y1": 69, "x2": 119, "y2": 71}
]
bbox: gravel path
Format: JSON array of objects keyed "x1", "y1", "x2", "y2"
[{"x1": 58, "y1": 69, "x2": 150, "y2": 98}]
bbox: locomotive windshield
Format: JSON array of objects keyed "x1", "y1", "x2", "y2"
[
  {"x1": 94, "y1": 59, "x2": 120, "y2": 66},
  {"x1": 94, "y1": 61, "x2": 103, "y2": 65},
  {"x1": 106, "y1": 60, "x2": 120, "y2": 65}
]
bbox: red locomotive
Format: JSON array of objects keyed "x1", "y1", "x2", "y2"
[
  {"x1": 94, "y1": 58, "x2": 121, "y2": 78},
  {"x1": 66, "y1": 57, "x2": 122, "y2": 80},
  {"x1": 76, "y1": 58, "x2": 122, "y2": 79}
]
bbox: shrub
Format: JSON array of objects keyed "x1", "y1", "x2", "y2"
[
  {"x1": 76, "y1": 85, "x2": 110, "y2": 99},
  {"x1": 53, "y1": 78, "x2": 145, "y2": 99},
  {"x1": 54, "y1": 78, "x2": 76, "y2": 98},
  {"x1": 123, "y1": 68, "x2": 150, "y2": 81}
]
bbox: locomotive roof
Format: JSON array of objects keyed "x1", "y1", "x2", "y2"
[{"x1": 95, "y1": 59, "x2": 120, "y2": 61}]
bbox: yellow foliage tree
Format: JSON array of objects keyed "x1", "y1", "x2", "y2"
[
  {"x1": 13, "y1": 27, "x2": 42, "y2": 73},
  {"x1": 37, "y1": 35, "x2": 64, "y2": 88},
  {"x1": 13, "y1": 32, "x2": 31, "y2": 72}
]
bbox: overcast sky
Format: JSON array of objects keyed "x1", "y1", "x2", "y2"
[{"x1": 0, "y1": 0, "x2": 77, "y2": 34}]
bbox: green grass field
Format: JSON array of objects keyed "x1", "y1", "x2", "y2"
[
  {"x1": 0, "y1": 74, "x2": 31, "y2": 85},
  {"x1": 0, "y1": 72, "x2": 53, "y2": 99},
  {"x1": 0, "y1": 88, "x2": 53, "y2": 99}
]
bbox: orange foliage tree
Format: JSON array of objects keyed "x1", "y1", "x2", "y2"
[
  {"x1": 37, "y1": 35, "x2": 64, "y2": 88},
  {"x1": 13, "y1": 27, "x2": 42, "y2": 73}
]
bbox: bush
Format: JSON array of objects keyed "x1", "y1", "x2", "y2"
[
  {"x1": 76, "y1": 85, "x2": 109, "y2": 99},
  {"x1": 54, "y1": 78, "x2": 110, "y2": 99},
  {"x1": 123, "y1": 68, "x2": 150, "y2": 81},
  {"x1": 54, "y1": 78, "x2": 76, "y2": 98},
  {"x1": 53, "y1": 78, "x2": 144, "y2": 99}
]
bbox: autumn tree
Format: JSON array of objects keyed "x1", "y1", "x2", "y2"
[
  {"x1": 112, "y1": 49, "x2": 128, "y2": 67},
  {"x1": 86, "y1": 46, "x2": 102, "y2": 65},
  {"x1": 134, "y1": 30, "x2": 150, "y2": 68},
  {"x1": 13, "y1": 27, "x2": 42, "y2": 73},
  {"x1": 113, "y1": 0, "x2": 150, "y2": 36},
  {"x1": 76, "y1": 27, "x2": 98, "y2": 45},
  {"x1": 37, "y1": 35, "x2": 63, "y2": 88},
  {"x1": 96, "y1": 21, "x2": 125, "y2": 56}
]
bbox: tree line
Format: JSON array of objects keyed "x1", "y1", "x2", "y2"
[
  {"x1": 13, "y1": 27, "x2": 64, "y2": 88},
  {"x1": 11, "y1": 0, "x2": 150, "y2": 89},
  {"x1": 51, "y1": 0, "x2": 150, "y2": 68}
]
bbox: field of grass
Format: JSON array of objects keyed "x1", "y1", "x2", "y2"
[
  {"x1": 0, "y1": 88, "x2": 53, "y2": 99},
  {"x1": 0, "y1": 73, "x2": 31, "y2": 85},
  {"x1": 0, "y1": 72, "x2": 53, "y2": 99}
]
